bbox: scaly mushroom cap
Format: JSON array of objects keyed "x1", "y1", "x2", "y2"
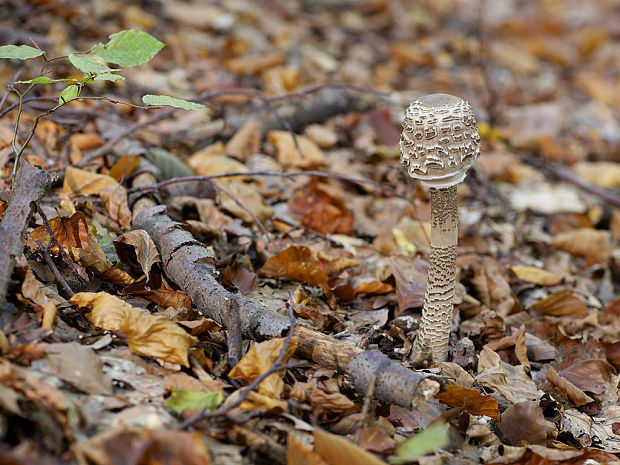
[{"x1": 400, "y1": 93, "x2": 481, "y2": 188}]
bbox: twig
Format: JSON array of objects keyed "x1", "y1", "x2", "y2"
[
  {"x1": 128, "y1": 170, "x2": 408, "y2": 201},
  {"x1": 212, "y1": 180, "x2": 271, "y2": 239},
  {"x1": 354, "y1": 373, "x2": 376, "y2": 445},
  {"x1": 519, "y1": 153, "x2": 620, "y2": 208},
  {"x1": 35, "y1": 240, "x2": 74, "y2": 298},
  {"x1": 31, "y1": 202, "x2": 89, "y2": 288},
  {"x1": 226, "y1": 298, "x2": 242, "y2": 368},
  {"x1": 177, "y1": 291, "x2": 300, "y2": 430}
]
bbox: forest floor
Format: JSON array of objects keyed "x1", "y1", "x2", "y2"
[{"x1": 0, "y1": 0, "x2": 619, "y2": 464}]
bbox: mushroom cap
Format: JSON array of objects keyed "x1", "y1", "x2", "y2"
[{"x1": 400, "y1": 93, "x2": 481, "y2": 188}]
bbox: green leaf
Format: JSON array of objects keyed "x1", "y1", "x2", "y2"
[
  {"x1": 93, "y1": 30, "x2": 164, "y2": 67},
  {"x1": 0, "y1": 45, "x2": 45, "y2": 60},
  {"x1": 165, "y1": 388, "x2": 222, "y2": 415},
  {"x1": 389, "y1": 423, "x2": 450, "y2": 464},
  {"x1": 68, "y1": 53, "x2": 112, "y2": 74},
  {"x1": 142, "y1": 94, "x2": 205, "y2": 111},
  {"x1": 16, "y1": 76, "x2": 78, "y2": 84},
  {"x1": 146, "y1": 148, "x2": 194, "y2": 180},
  {"x1": 59, "y1": 85, "x2": 79, "y2": 104},
  {"x1": 94, "y1": 73, "x2": 125, "y2": 82}
]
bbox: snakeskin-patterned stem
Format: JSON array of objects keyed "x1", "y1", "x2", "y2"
[{"x1": 411, "y1": 186, "x2": 458, "y2": 364}]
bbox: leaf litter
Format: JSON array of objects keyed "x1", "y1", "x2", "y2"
[{"x1": 0, "y1": 0, "x2": 619, "y2": 464}]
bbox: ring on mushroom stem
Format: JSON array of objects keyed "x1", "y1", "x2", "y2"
[{"x1": 400, "y1": 93, "x2": 481, "y2": 365}]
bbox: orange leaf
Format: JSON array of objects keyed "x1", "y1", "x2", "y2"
[
  {"x1": 435, "y1": 385, "x2": 500, "y2": 420},
  {"x1": 28, "y1": 211, "x2": 90, "y2": 252},
  {"x1": 262, "y1": 246, "x2": 328, "y2": 288},
  {"x1": 289, "y1": 183, "x2": 353, "y2": 234},
  {"x1": 529, "y1": 290, "x2": 588, "y2": 316}
]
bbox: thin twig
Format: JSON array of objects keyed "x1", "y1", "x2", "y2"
[
  {"x1": 226, "y1": 298, "x2": 242, "y2": 368},
  {"x1": 354, "y1": 373, "x2": 376, "y2": 445},
  {"x1": 36, "y1": 240, "x2": 74, "y2": 298},
  {"x1": 32, "y1": 202, "x2": 89, "y2": 288},
  {"x1": 212, "y1": 180, "x2": 271, "y2": 239}
]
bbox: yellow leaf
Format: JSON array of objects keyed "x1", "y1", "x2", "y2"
[
  {"x1": 268, "y1": 130, "x2": 327, "y2": 169},
  {"x1": 574, "y1": 161, "x2": 620, "y2": 188},
  {"x1": 187, "y1": 141, "x2": 248, "y2": 179},
  {"x1": 510, "y1": 265, "x2": 562, "y2": 286},
  {"x1": 219, "y1": 180, "x2": 274, "y2": 223},
  {"x1": 228, "y1": 337, "x2": 298, "y2": 399},
  {"x1": 313, "y1": 428, "x2": 386, "y2": 465},
  {"x1": 69, "y1": 292, "x2": 197, "y2": 366},
  {"x1": 63, "y1": 166, "x2": 119, "y2": 195},
  {"x1": 109, "y1": 154, "x2": 141, "y2": 182}
]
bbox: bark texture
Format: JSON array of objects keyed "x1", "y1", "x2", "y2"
[
  {"x1": 0, "y1": 162, "x2": 54, "y2": 307},
  {"x1": 411, "y1": 186, "x2": 458, "y2": 364}
]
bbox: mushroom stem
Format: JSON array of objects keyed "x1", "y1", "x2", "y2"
[{"x1": 411, "y1": 186, "x2": 458, "y2": 364}]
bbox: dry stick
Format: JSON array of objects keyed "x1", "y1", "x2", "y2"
[
  {"x1": 0, "y1": 163, "x2": 54, "y2": 307},
  {"x1": 520, "y1": 153, "x2": 620, "y2": 208},
  {"x1": 226, "y1": 298, "x2": 243, "y2": 369},
  {"x1": 36, "y1": 240, "x2": 74, "y2": 298},
  {"x1": 32, "y1": 202, "x2": 89, "y2": 288},
  {"x1": 354, "y1": 373, "x2": 377, "y2": 445},
  {"x1": 212, "y1": 180, "x2": 271, "y2": 239}
]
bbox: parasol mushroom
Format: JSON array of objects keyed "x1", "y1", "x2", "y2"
[{"x1": 400, "y1": 93, "x2": 481, "y2": 364}]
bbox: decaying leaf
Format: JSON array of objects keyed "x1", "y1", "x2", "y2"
[
  {"x1": 268, "y1": 130, "x2": 327, "y2": 169},
  {"x1": 313, "y1": 427, "x2": 386, "y2": 465},
  {"x1": 63, "y1": 166, "x2": 118, "y2": 195},
  {"x1": 435, "y1": 385, "x2": 500, "y2": 420},
  {"x1": 528, "y1": 290, "x2": 589, "y2": 316},
  {"x1": 545, "y1": 366, "x2": 594, "y2": 407},
  {"x1": 114, "y1": 229, "x2": 160, "y2": 280},
  {"x1": 497, "y1": 401, "x2": 548, "y2": 446},
  {"x1": 550, "y1": 228, "x2": 612, "y2": 263},
  {"x1": 69, "y1": 292, "x2": 198, "y2": 367},
  {"x1": 510, "y1": 265, "x2": 562, "y2": 286},
  {"x1": 289, "y1": 183, "x2": 354, "y2": 234},
  {"x1": 287, "y1": 433, "x2": 330, "y2": 465},
  {"x1": 99, "y1": 184, "x2": 132, "y2": 230},
  {"x1": 226, "y1": 118, "x2": 261, "y2": 161},
  {"x1": 228, "y1": 337, "x2": 298, "y2": 399}
]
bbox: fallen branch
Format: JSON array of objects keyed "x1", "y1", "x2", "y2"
[
  {"x1": 0, "y1": 162, "x2": 54, "y2": 307},
  {"x1": 132, "y1": 205, "x2": 441, "y2": 408}
]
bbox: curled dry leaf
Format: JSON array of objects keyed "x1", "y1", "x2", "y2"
[
  {"x1": 313, "y1": 427, "x2": 386, "y2": 465},
  {"x1": 497, "y1": 401, "x2": 548, "y2": 446},
  {"x1": 545, "y1": 366, "x2": 593, "y2": 407},
  {"x1": 268, "y1": 130, "x2": 327, "y2": 169},
  {"x1": 99, "y1": 184, "x2": 132, "y2": 230},
  {"x1": 289, "y1": 183, "x2": 354, "y2": 234},
  {"x1": 550, "y1": 228, "x2": 612, "y2": 264},
  {"x1": 485, "y1": 325, "x2": 530, "y2": 371},
  {"x1": 262, "y1": 246, "x2": 359, "y2": 293},
  {"x1": 287, "y1": 433, "x2": 330, "y2": 465},
  {"x1": 69, "y1": 292, "x2": 197, "y2": 367},
  {"x1": 470, "y1": 257, "x2": 521, "y2": 317},
  {"x1": 73, "y1": 427, "x2": 212, "y2": 465},
  {"x1": 226, "y1": 118, "x2": 261, "y2": 161},
  {"x1": 62, "y1": 166, "x2": 118, "y2": 195},
  {"x1": 559, "y1": 359, "x2": 615, "y2": 398},
  {"x1": 528, "y1": 290, "x2": 588, "y2": 316},
  {"x1": 228, "y1": 337, "x2": 298, "y2": 399},
  {"x1": 510, "y1": 265, "x2": 562, "y2": 286},
  {"x1": 435, "y1": 384, "x2": 500, "y2": 420},
  {"x1": 114, "y1": 229, "x2": 160, "y2": 280},
  {"x1": 289, "y1": 380, "x2": 357, "y2": 417}
]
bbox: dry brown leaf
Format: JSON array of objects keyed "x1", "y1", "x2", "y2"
[
  {"x1": 99, "y1": 184, "x2": 132, "y2": 230},
  {"x1": 114, "y1": 229, "x2": 160, "y2": 280},
  {"x1": 28, "y1": 211, "x2": 90, "y2": 252},
  {"x1": 70, "y1": 247, "x2": 134, "y2": 286},
  {"x1": 219, "y1": 180, "x2": 274, "y2": 223},
  {"x1": 187, "y1": 141, "x2": 248, "y2": 178},
  {"x1": 63, "y1": 166, "x2": 118, "y2": 195},
  {"x1": 228, "y1": 337, "x2": 298, "y2": 399},
  {"x1": 485, "y1": 325, "x2": 530, "y2": 371},
  {"x1": 545, "y1": 366, "x2": 593, "y2": 407},
  {"x1": 470, "y1": 257, "x2": 521, "y2": 317},
  {"x1": 528, "y1": 290, "x2": 588, "y2": 316},
  {"x1": 289, "y1": 183, "x2": 354, "y2": 234},
  {"x1": 73, "y1": 427, "x2": 211, "y2": 465},
  {"x1": 289, "y1": 381, "x2": 357, "y2": 417},
  {"x1": 497, "y1": 401, "x2": 548, "y2": 446},
  {"x1": 287, "y1": 434, "x2": 330, "y2": 465},
  {"x1": 227, "y1": 51, "x2": 287, "y2": 74},
  {"x1": 435, "y1": 384, "x2": 500, "y2": 420},
  {"x1": 304, "y1": 124, "x2": 338, "y2": 149},
  {"x1": 559, "y1": 359, "x2": 615, "y2": 397},
  {"x1": 313, "y1": 428, "x2": 386, "y2": 465},
  {"x1": 268, "y1": 130, "x2": 327, "y2": 169},
  {"x1": 108, "y1": 154, "x2": 141, "y2": 182},
  {"x1": 550, "y1": 228, "x2": 612, "y2": 263},
  {"x1": 226, "y1": 118, "x2": 261, "y2": 161},
  {"x1": 510, "y1": 265, "x2": 562, "y2": 286},
  {"x1": 69, "y1": 292, "x2": 197, "y2": 367},
  {"x1": 122, "y1": 274, "x2": 192, "y2": 310},
  {"x1": 69, "y1": 133, "x2": 104, "y2": 151}
]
